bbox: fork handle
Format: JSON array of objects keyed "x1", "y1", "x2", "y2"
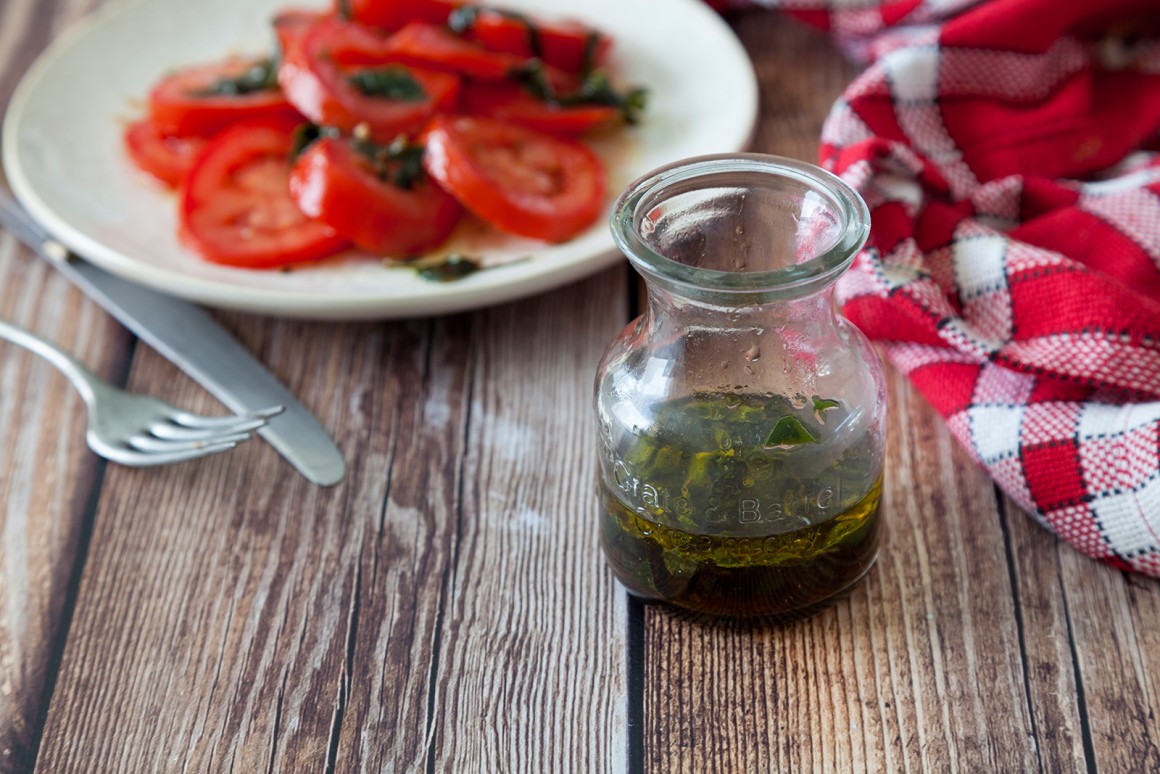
[{"x1": 0, "y1": 319, "x2": 100, "y2": 406}]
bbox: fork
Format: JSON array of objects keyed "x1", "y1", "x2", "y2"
[{"x1": 0, "y1": 318, "x2": 283, "y2": 466}]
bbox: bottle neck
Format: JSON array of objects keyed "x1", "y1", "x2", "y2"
[{"x1": 642, "y1": 280, "x2": 840, "y2": 335}]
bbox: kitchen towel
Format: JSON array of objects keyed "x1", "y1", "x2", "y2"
[{"x1": 720, "y1": 0, "x2": 1160, "y2": 574}]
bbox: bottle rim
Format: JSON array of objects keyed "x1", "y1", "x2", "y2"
[{"x1": 610, "y1": 153, "x2": 871, "y2": 298}]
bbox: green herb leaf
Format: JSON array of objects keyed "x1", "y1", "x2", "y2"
[
  {"x1": 417, "y1": 254, "x2": 483, "y2": 283},
  {"x1": 290, "y1": 123, "x2": 341, "y2": 160},
  {"x1": 509, "y1": 61, "x2": 648, "y2": 124},
  {"x1": 348, "y1": 67, "x2": 428, "y2": 102},
  {"x1": 763, "y1": 415, "x2": 819, "y2": 450},
  {"x1": 448, "y1": 5, "x2": 541, "y2": 57},
  {"x1": 189, "y1": 58, "x2": 277, "y2": 97},
  {"x1": 812, "y1": 396, "x2": 842, "y2": 423},
  {"x1": 348, "y1": 133, "x2": 426, "y2": 189},
  {"x1": 580, "y1": 31, "x2": 603, "y2": 77}
]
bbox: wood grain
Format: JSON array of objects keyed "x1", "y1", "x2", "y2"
[
  {"x1": 0, "y1": 0, "x2": 114, "y2": 769},
  {"x1": 4, "y1": 2, "x2": 1160, "y2": 773},
  {"x1": 1059, "y1": 542, "x2": 1160, "y2": 771},
  {"x1": 640, "y1": 13, "x2": 1058, "y2": 773},
  {"x1": 641, "y1": 365, "x2": 1043, "y2": 772},
  {"x1": 421, "y1": 279, "x2": 631, "y2": 773},
  {"x1": 35, "y1": 269, "x2": 631, "y2": 772}
]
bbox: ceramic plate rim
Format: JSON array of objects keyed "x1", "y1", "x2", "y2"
[{"x1": 3, "y1": 0, "x2": 758, "y2": 319}]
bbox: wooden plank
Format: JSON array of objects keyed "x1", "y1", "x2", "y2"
[
  {"x1": 420, "y1": 275, "x2": 632, "y2": 772},
  {"x1": 1058, "y1": 540, "x2": 1160, "y2": 771},
  {"x1": 0, "y1": 0, "x2": 118, "y2": 769},
  {"x1": 0, "y1": 242, "x2": 125, "y2": 772},
  {"x1": 36, "y1": 266, "x2": 630, "y2": 771},
  {"x1": 732, "y1": 12, "x2": 856, "y2": 162},
  {"x1": 642, "y1": 366, "x2": 1041, "y2": 772},
  {"x1": 998, "y1": 494, "x2": 1088, "y2": 772},
  {"x1": 33, "y1": 313, "x2": 435, "y2": 771}
]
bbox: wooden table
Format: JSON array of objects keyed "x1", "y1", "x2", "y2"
[{"x1": 2, "y1": 3, "x2": 1159, "y2": 772}]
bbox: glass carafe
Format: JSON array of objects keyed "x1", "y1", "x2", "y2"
[{"x1": 594, "y1": 154, "x2": 885, "y2": 619}]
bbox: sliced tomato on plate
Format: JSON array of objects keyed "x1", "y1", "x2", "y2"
[
  {"x1": 461, "y1": 82, "x2": 620, "y2": 135},
  {"x1": 290, "y1": 136, "x2": 460, "y2": 256},
  {"x1": 274, "y1": 9, "x2": 330, "y2": 59},
  {"x1": 422, "y1": 115, "x2": 605, "y2": 243},
  {"x1": 383, "y1": 22, "x2": 521, "y2": 80},
  {"x1": 341, "y1": 0, "x2": 460, "y2": 32},
  {"x1": 279, "y1": 17, "x2": 460, "y2": 141},
  {"x1": 180, "y1": 122, "x2": 347, "y2": 268},
  {"x1": 149, "y1": 57, "x2": 302, "y2": 137},
  {"x1": 123, "y1": 118, "x2": 209, "y2": 187},
  {"x1": 453, "y1": 8, "x2": 611, "y2": 75}
]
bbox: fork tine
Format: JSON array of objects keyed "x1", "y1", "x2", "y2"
[
  {"x1": 150, "y1": 416, "x2": 270, "y2": 441},
  {"x1": 94, "y1": 440, "x2": 243, "y2": 467},
  {"x1": 171, "y1": 405, "x2": 284, "y2": 429},
  {"x1": 128, "y1": 431, "x2": 254, "y2": 454}
]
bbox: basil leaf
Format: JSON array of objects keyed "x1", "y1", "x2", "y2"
[
  {"x1": 417, "y1": 255, "x2": 483, "y2": 282},
  {"x1": 348, "y1": 67, "x2": 427, "y2": 102},
  {"x1": 764, "y1": 415, "x2": 819, "y2": 450},
  {"x1": 189, "y1": 58, "x2": 277, "y2": 97}
]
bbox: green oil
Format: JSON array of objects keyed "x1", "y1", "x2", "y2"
[{"x1": 599, "y1": 393, "x2": 882, "y2": 619}]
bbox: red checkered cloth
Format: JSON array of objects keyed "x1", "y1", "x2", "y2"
[{"x1": 718, "y1": 0, "x2": 1160, "y2": 575}]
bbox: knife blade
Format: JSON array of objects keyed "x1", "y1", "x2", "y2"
[{"x1": 0, "y1": 188, "x2": 346, "y2": 487}]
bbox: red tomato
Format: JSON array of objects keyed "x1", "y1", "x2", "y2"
[
  {"x1": 149, "y1": 57, "x2": 302, "y2": 137},
  {"x1": 461, "y1": 82, "x2": 619, "y2": 135},
  {"x1": 274, "y1": 9, "x2": 329, "y2": 58},
  {"x1": 289, "y1": 136, "x2": 460, "y2": 256},
  {"x1": 342, "y1": 0, "x2": 460, "y2": 32},
  {"x1": 180, "y1": 123, "x2": 347, "y2": 268},
  {"x1": 422, "y1": 115, "x2": 605, "y2": 242},
  {"x1": 279, "y1": 18, "x2": 460, "y2": 141},
  {"x1": 462, "y1": 10, "x2": 611, "y2": 75},
  {"x1": 123, "y1": 118, "x2": 208, "y2": 187},
  {"x1": 384, "y1": 22, "x2": 521, "y2": 80}
]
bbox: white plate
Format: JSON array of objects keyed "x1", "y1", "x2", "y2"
[{"x1": 3, "y1": 0, "x2": 757, "y2": 319}]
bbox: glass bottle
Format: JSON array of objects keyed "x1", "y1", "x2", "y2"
[{"x1": 594, "y1": 154, "x2": 885, "y2": 619}]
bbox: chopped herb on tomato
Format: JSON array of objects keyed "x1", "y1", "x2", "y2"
[
  {"x1": 449, "y1": 5, "x2": 611, "y2": 75},
  {"x1": 290, "y1": 135, "x2": 460, "y2": 256},
  {"x1": 132, "y1": 0, "x2": 646, "y2": 269},
  {"x1": 510, "y1": 61, "x2": 647, "y2": 124},
  {"x1": 190, "y1": 58, "x2": 278, "y2": 97},
  {"x1": 347, "y1": 66, "x2": 428, "y2": 101}
]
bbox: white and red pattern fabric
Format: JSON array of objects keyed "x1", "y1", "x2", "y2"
[{"x1": 715, "y1": 0, "x2": 1160, "y2": 574}]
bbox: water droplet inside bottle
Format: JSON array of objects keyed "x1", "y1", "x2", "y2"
[
  {"x1": 790, "y1": 393, "x2": 807, "y2": 409},
  {"x1": 723, "y1": 393, "x2": 741, "y2": 408},
  {"x1": 744, "y1": 344, "x2": 761, "y2": 362}
]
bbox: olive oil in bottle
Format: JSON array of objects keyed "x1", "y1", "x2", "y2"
[{"x1": 599, "y1": 393, "x2": 882, "y2": 619}]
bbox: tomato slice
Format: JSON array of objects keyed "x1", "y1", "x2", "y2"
[
  {"x1": 422, "y1": 115, "x2": 605, "y2": 242},
  {"x1": 384, "y1": 22, "x2": 521, "y2": 80},
  {"x1": 342, "y1": 0, "x2": 460, "y2": 32},
  {"x1": 461, "y1": 82, "x2": 619, "y2": 135},
  {"x1": 279, "y1": 17, "x2": 460, "y2": 141},
  {"x1": 149, "y1": 57, "x2": 302, "y2": 137},
  {"x1": 180, "y1": 123, "x2": 347, "y2": 268},
  {"x1": 289, "y1": 136, "x2": 460, "y2": 256},
  {"x1": 274, "y1": 9, "x2": 329, "y2": 58},
  {"x1": 457, "y1": 9, "x2": 611, "y2": 75},
  {"x1": 123, "y1": 118, "x2": 209, "y2": 187}
]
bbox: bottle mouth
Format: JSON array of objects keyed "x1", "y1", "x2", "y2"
[{"x1": 610, "y1": 154, "x2": 870, "y2": 299}]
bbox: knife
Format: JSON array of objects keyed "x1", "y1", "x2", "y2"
[{"x1": 0, "y1": 188, "x2": 346, "y2": 487}]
